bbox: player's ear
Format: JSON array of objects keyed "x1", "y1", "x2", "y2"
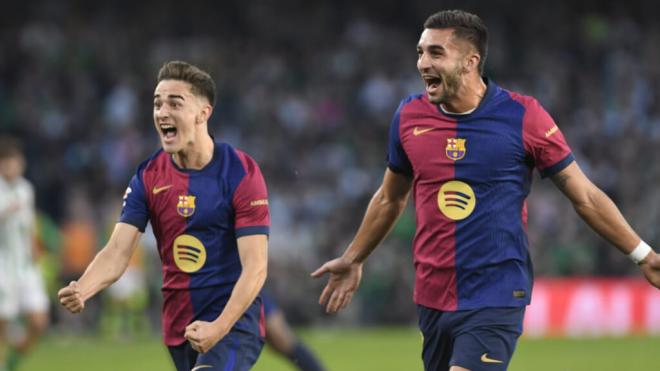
[
  {"x1": 197, "y1": 104, "x2": 213, "y2": 124},
  {"x1": 465, "y1": 52, "x2": 480, "y2": 73}
]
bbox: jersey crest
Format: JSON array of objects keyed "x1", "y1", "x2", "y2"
[
  {"x1": 445, "y1": 138, "x2": 466, "y2": 161},
  {"x1": 177, "y1": 195, "x2": 196, "y2": 217}
]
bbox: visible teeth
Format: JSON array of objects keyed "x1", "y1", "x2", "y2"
[{"x1": 160, "y1": 124, "x2": 175, "y2": 129}]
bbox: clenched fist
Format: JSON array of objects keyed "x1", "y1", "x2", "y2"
[{"x1": 58, "y1": 281, "x2": 85, "y2": 313}]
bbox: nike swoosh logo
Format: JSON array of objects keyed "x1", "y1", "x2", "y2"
[
  {"x1": 152, "y1": 185, "x2": 173, "y2": 194},
  {"x1": 481, "y1": 353, "x2": 503, "y2": 364},
  {"x1": 413, "y1": 127, "x2": 435, "y2": 136},
  {"x1": 191, "y1": 365, "x2": 213, "y2": 371}
]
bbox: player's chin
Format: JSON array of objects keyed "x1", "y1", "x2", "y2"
[
  {"x1": 427, "y1": 93, "x2": 443, "y2": 105},
  {"x1": 160, "y1": 141, "x2": 179, "y2": 154}
]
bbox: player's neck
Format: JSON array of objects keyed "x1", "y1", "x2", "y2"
[
  {"x1": 172, "y1": 134, "x2": 214, "y2": 170},
  {"x1": 441, "y1": 76, "x2": 487, "y2": 114}
]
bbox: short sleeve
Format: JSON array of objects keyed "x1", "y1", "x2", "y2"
[
  {"x1": 521, "y1": 97, "x2": 574, "y2": 178},
  {"x1": 233, "y1": 154, "x2": 270, "y2": 238},
  {"x1": 119, "y1": 169, "x2": 149, "y2": 232},
  {"x1": 386, "y1": 100, "x2": 413, "y2": 177}
]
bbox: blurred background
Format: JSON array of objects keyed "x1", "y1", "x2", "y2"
[{"x1": 1, "y1": 0, "x2": 660, "y2": 370}]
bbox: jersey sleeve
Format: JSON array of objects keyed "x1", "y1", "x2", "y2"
[
  {"x1": 119, "y1": 166, "x2": 149, "y2": 232},
  {"x1": 233, "y1": 154, "x2": 270, "y2": 238},
  {"x1": 386, "y1": 99, "x2": 413, "y2": 177},
  {"x1": 521, "y1": 97, "x2": 574, "y2": 178}
]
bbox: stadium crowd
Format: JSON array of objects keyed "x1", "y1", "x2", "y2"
[{"x1": 1, "y1": 0, "x2": 659, "y2": 330}]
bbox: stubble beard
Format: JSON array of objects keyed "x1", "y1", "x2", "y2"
[{"x1": 430, "y1": 64, "x2": 466, "y2": 105}]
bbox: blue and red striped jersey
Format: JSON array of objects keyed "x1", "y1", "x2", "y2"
[
  {"x1": 120, "y1": 140, "x2": 269, "y2": 345},
  {"x1": 387, "y1": 79, "x2": 573, "y2": 311}
]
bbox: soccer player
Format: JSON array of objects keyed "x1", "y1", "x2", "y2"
[
  {"x1": 58, "y1": 61, "x2": 270, "y2": 371},
  {"x1": 262, "y1": 291, "x2": 326, "y2": 371},
  {"x1": 312, "y1": 10, "x2": 660, "y2": 371},
  {"x1": 0, "y1": 137, "x2": 49, "y2": 371}
]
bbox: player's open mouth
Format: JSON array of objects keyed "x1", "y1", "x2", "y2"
[
  {"x1": 423, "y1": 76, "x2": 442, "y2": 93},
  {"x1": 159, "y1": 124, "x2": 177, "y2": 141}
]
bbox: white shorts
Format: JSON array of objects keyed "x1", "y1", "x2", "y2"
[{"x1": 0, "y1": 264, "x2": 49, "y2": 319}]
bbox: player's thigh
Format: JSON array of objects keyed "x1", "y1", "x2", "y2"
[
  {"x1": 262, "y1": 291, "x2": 296, "y2": 352},
  {"x1": 417, "y1": 305, "x2": 453, "y2": 371},
  {"x1": 0, "y1": 274, "x2": 19, "y2": 321},
  {"x1": 195, "y1": 329, "x2": 264, "y2": 371},
  {"x1": 168, "y1": 342, "x2": 198, "y2": 371},
  {"x1": 265, "y1": 310, "x2": 296, "y2": 354},
  {"x1": 449, "y1": 307, "x2": 524, "y2": 371}
]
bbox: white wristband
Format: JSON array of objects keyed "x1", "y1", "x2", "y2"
[{"x1": 628, "y1": 240, "x2": 653, "y2": 264}]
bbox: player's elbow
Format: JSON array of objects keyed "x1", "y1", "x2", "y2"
[
  {"x1": 257, "y1": 261, "x2": 268, "y2": 283},
  {"x1": 246, "y1": 258, "x2": 268, "y2": 286},
  {"x1": 572, "y1": 187, "x2": 606, "y2": 219},
  {"x1": 252, "y1": 265, "x2": 267, "y2": 292},
  {"x1": 376, "y1": 190, "x2": 408, "y2": 212}
]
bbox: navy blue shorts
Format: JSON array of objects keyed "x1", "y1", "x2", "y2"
[
  {"x1": 168, "y1": 328, "x2": 264, "y2": 371},
  {"x1": 417, "y1": 305, "x2": 525, "y2": 371}
]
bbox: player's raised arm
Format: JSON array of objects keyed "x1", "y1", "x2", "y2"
[
  {"x1": 57, "y1": 222, "x2": 142, "y2": 313},
  {"x1": 185, "y1": 234, "x2": 268, "y2": 353},
  {"x1": 550, "y1": 161, "x2": 660, "y2": 287},
  {"x1": 311, "y1": 168, "x2": 412, "y2": 313}
]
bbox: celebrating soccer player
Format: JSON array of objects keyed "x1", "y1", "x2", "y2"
[
  {"x1": 58, "y1": 61, "x2": 270, "y2": 371},
  {"x1": 312, "y1": 10, "x2": 660, "y2": 371}
]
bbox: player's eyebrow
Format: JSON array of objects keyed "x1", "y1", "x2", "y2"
[
  {"x1": 153, "y1": 94, "x2": 185, "y2": 100},
  {"x1": 417, "y1": 44, "x2": 445, "y2": 53}
]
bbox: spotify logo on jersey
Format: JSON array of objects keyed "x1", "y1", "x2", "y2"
[
  {"x1": 437, "y1": 180, "x2": 476, "y2": 220},
  {"x1": 173, "y1": 234, "x2": 207, "y2": 273}
]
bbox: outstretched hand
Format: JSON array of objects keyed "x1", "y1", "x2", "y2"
[
  {"x1": 311, "y1": 257, "x2": 363, "y2": 314},
  {"x1": 58, "y1": 281, "x2": 85, "y2": 313},
  {"x1": 640, "y1": 251, "x2": 660, "y2": 289}
]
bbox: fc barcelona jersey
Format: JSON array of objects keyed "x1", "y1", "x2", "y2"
[
  {"x1": 387, "y1": 79, "x2": 573, "y2": 311},
  {"x1": 120, "y1": 140, "x2": 269, "y2": 345}
]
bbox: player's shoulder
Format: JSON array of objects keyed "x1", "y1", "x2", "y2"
[
  {"x1": 394, "y1": 93, "x2": 437, "y2": 122},
  {"x1": 216, "y1": 141, "x2": 260, "y2": 172},
  {"x1": 398, "y1": 93, "x2": 427, "y2": 111},
  {"x1": 0, "y1": 176, "x2": 32, "y2": 193},
  {"x1": 213, "y1": 141, "x2": 265, "y2": 193},
  {"x1": 500, "y1": 88, "x2": 557, "y2": 130},
  {"x1": 401, "y1": 93, "x2": 425, "y2": 105},
  {"x1": 11, "y1": 177, "x2": 34, "y2": 198},
  {"x1": 135, "y1": 148, "x2": 168, "y2": 175},
  {"x1": 14, "y1": 176, "x2": 33, "y2": 189},
  {"x1": 501, "y1": 88, "x2": 544, "y2": 111}
]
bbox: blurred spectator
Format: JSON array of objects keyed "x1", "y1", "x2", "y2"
[{"x1": 57, "y1": 190, "x2": 101, "y2": 331}]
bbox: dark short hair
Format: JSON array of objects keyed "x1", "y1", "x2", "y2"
[
  {"x1": 157, "y1": 61, "x2": 216, "y2": 107},
  {"x1": 0, "y1": 136, "x2": 23, "y2": 160},
  {"x1": 424, "y1": 10, "x2": 488, "y2": 74}
]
